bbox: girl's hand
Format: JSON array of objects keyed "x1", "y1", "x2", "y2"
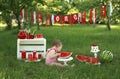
[{"x1": 57, "y1": 53, "x2": 61, "y2": 56}]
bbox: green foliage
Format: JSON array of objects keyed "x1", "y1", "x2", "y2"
[{"x1": 110, "y1": 1, "x2": 120, "y2": 24}]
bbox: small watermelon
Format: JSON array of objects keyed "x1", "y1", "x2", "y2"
[
  {"x1": 99, "y1": 50, "x2": 113, "y2": 63},
  {"x1": 59, "y1": 52, "x2": 72, "y2": 59}
]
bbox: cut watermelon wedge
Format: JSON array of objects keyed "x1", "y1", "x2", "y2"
[
  {"x1": 76, "y1": 55, "x2": 88, "y2": 62},
  {"x1": 59, "y1": 52, "x2": 72, "y2": 59},
  {"x1": 76, "y1": 55, "x2": 99, "y2": 64}
]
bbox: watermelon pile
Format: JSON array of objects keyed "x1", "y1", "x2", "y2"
[
  {"x1": 18, "y1": 29, "x2": 43, "y2": 39},
  {"x1": 99, "y1": 50, "x2": 113, "y2": 63},
  {"x1": 59, "y1": 52, "x2": 72, "y2": 59},
  {"x1": 18, "y1": 30, "x2": 27, "y2": 39}
]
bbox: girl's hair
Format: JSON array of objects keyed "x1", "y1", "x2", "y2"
[{"x1": 52, "y1": 40, "x2": 62, "y2": 47}]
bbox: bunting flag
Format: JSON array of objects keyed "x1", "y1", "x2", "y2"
[
  {"x1": 92, "y1": 8, "x2": 97, "y2": 23},
  {"x1": 20, "y1": 9, "x2": 22, "y2": 17},
  {"x1": 61, "y1": 15, "x2": 71, "y2": 28},
  {"x1": 31, "y1": 11, "x2": 37, "y2": 24},
  {"x1": 36, "y1": 12, "x2": 42, "y2": 24},
  {"x1": 78, "y1": 13, "x2": 82, "y2": 23},
  {"x1": 89, "y1": 9, "x2": 93, "y2": 23},
  {"x1": 81, "y1": 12, "x2": 86, "y2": 24},
  {"x1": 51, "y1": 14, "x2": 54, "y2": 25},
  {"x1": 101, "y1": 4, "x2": 107, "y2": 18},
  {"x1": 110, "y1": 2, "x2": 113, "y2": 16},
  {"x1": 30, "y1": 11, "x2": 34, "y2": 23},
  {"x1": 104, "y1": 4, "x2": 107, "y2": 18},
  {"x1": 22, "y1": 9, "x2": 24, "y2": 22},
  {"x1": 54, "y1": 15, "x2": 61, "y2": 23},
  {"x1": 46, "y1": 14, "x2": 51, "y2": 25},
  {"x1": 19, "y1": 9, "x2": 23, "y2": 22},
  {"x1": 71, "y1": 13, "x2": 78, "y2": 24},
  {"x1": 24, "y1": 10, "x2": 28, "y2": 22},
  {"x1": 62, "y1": 15, "x2": 71, "y2": 23},
  {"x1": 33, "y1": 11, "x2": 36, "y2": 24}
]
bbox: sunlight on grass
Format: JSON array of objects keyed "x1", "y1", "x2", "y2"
[
  {"x1": 54, "y1": 24, "x2": 69, "y2": 26},
  {"x1": 97, "y1": 24, "x2": 120, "y2": 29},
  {"x1": 0, "y1": 23, "x2": 6, "y2": 27}
]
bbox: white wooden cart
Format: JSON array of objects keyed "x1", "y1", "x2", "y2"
[{"x1": 17, "y1": 38, "x2": 46, "y2": 59}]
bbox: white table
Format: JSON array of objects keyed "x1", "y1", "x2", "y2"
[
  {"x1": 17, "y1": 38, "x2": 46, "y2": 59},
  {"x1": 57, "y1": 57, "x2": 73, "y2": 66}
]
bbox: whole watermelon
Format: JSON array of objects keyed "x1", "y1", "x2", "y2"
[{"x1": 99, "y1": 50, "x2": 113, "y2": 63}]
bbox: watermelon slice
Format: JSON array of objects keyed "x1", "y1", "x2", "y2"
[
  {"x1": 76, "y1": 55, "x2": 99, "y2": 64},
  {"x1": 76, "y1": 55, "x2": 89, "y2": 62},
  {"x1": 59, "y1": 52, "x2": 72, "y2": 59}
]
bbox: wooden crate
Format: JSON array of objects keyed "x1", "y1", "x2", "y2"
[{"x1": 17, "y1": 38, "x2": 46, "y2": 59}]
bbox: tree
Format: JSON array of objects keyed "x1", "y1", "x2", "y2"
[
  {"x1": 0, "y1": 0, "x2": 44, "y2": 30},
  {"x1": 0, "y1": 0, "x2": 13, "y2": 30}
]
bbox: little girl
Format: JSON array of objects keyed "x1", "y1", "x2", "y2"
[{"x1": 45, "y1": 40, "x2": 64, "y2": 66}]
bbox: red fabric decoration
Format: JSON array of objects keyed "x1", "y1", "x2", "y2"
[
  {"x1": 82, "y1": 12, "x2": 86, "y2": 24},
  {"x1": 71, "y1": 14, "x2": 78, "y2": 24},
  {"x1": 54, "y1": 15, "x2": 61, "y2": 23},
  {"x1": 20, "y1": 8, "x2": 22, "y2": 16},
  {"x1": 24, "y1": 10, "x2": 28, "y2": 22},
  {"x1": 31, "y1": 12, "x2": 34, "y2": 23},
  {"x1": 36, "y1": 12, "x2": 42, "y2": 23},
  {"x1": 101, "y1": 4, "x2": 107, "y2": 18},
  {"x1": 104, "y1": 4, "x2": 107, "y2": 18},
  {"x1": 89, "y1": 9, "x2": 93, "y2": 23},
  {"x1": 46, "y1": 14, "x2": 51, "y2": 25},
  {"x1": 62, "y1": 15, "x2": 71, "y2": 24}
]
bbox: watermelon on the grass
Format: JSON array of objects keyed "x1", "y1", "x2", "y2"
[
  {"x1": 59, "y1": 52, "x2": 72, "y2": 59},
  {"x1": 99, "y1": 50, "x2": 113, "y2": 63},
  {"x1": 76, "y1": 55, "x2": 99, "y2": 64},
  {"x1": 76, "y1": 55, "x2": 88, "y2": 62}
]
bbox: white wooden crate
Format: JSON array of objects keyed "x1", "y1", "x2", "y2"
[{"x1": 17, "y1": 38, "x2": 46, "y2": 59}]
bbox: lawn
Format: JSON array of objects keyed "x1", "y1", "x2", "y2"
[{"x1": 0, "y1": 24, "x2": 120, "y2": 79}]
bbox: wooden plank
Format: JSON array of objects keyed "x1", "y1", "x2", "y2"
[{"x1": 19, "y1": 46, "x2": 45, "y2": 51}]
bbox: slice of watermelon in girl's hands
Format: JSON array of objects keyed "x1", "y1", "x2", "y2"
[{"x1": 59, "y1": 52, "x2": 72, "y2": 59}]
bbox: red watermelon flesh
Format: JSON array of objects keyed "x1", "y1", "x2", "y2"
[
  {"x1": 18, "y1": 30, "x2": 27, "y2": 39},
  {"x1": 59, "y1": 52, "x2": 72, "y2": 59},
  {"x1": 76, "y1": 55, "x2": 89, "y2": 62},
  {"x1": 91, "y1": 58, "x2": 98, "y2": 64}
]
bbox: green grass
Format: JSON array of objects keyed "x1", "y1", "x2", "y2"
[{"x1": 0, "y1": 24, "x2": 120, "y2": 79}]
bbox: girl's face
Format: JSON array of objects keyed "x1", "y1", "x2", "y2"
[{"x1": 56, "y1": 45, "x2": 62, "y2": 52}]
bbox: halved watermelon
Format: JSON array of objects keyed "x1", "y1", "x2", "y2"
[
  {"x1": 76, "y1": 55, "x2": 88, "y2": 62},
  {"x1": 76, "y1": 55, "x2": 99, "y2": 64},
  {"x1": 59, "y1": 52, "x2": 72, "y2": 59}
]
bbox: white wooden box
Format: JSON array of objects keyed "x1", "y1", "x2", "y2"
[{"x1": 17, "y1": 38, "x2": 46, "y2": 59}]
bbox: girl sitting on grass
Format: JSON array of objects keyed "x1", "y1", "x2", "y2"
[{"x1": 45, "y1": 40, "x2": 64, "y2": 67}]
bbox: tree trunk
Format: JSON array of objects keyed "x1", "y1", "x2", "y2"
[
  {"x1": 107, "y1": 16, "x2": 111, "y2": 31},
  {"x1": 6, "y1": 17, "x2": 12, "y2": 30},
  {"x1": 17, "y1": 17, "x2": 21, "y2": 30},
  {"x1": 14, "y1": 12, "x2": 21, "y2": 30},
  {"x1": 6, "y1": 21, "x2": 12, "y2": 30}
]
